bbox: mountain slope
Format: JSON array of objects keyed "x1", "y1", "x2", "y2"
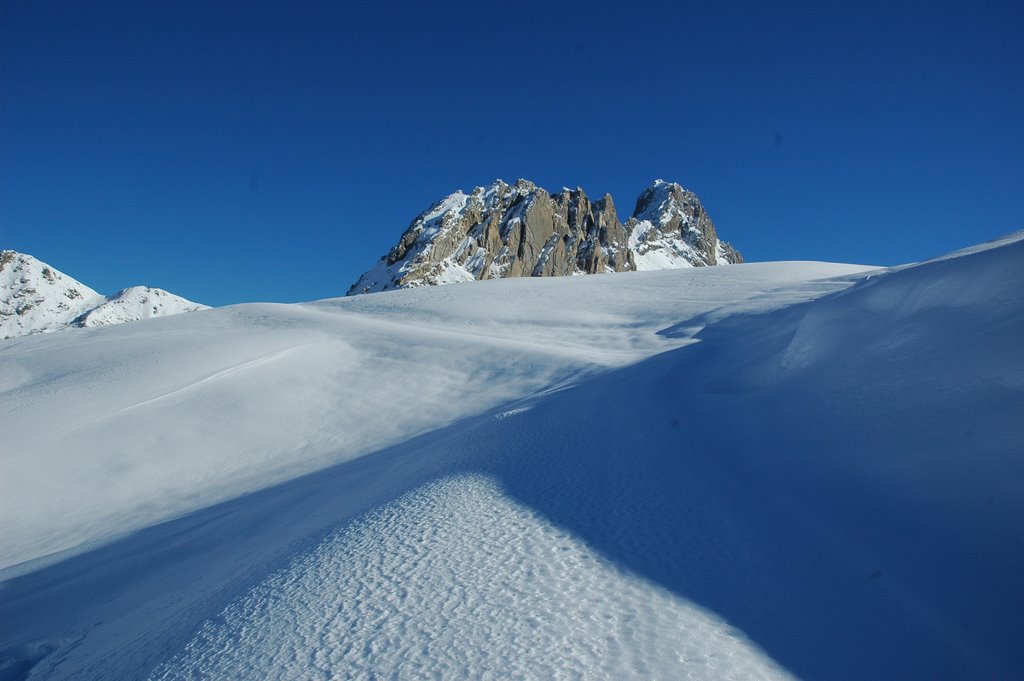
[
  {"x1": 2, "y1": 234, "x2": 1022, "y2": 680},
  {"x1": 348, "y1": 179, "x2": 742, "y2": 294},
  {"x1": 0, "y1": 251, "x2": 207, "y2": 338},
  {"x1": 0, "y1": 250, "x2": 106, "y2": 337}
]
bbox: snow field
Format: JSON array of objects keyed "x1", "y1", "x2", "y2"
[
  {"x1": 150, "y1": 475, "x2": 793, "y2": 681},
  {"x1": 2, "y1": 234, "x2": 1022, "y2": 680},
  {"x1": 0, "y1": 262, "x2": 871, "y2": 571}
]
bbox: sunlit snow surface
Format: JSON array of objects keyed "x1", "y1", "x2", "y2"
[
  {"x1": 1, "y1": 261, "x2": 868, "y2": 570},
  {"x1": 150, "y1": 475, "x2": 791, "y2": 680},
  {"x1": 2, "y1": 234, "x2": 1023, "y2": 680}
]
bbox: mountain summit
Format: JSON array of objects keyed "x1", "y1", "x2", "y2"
[
  {"x1": 0, "y1": 250, "x2": 207, "y2": 339},
  {"x1": 348, "y1": 179, "x2": 742, "y2": 295}
]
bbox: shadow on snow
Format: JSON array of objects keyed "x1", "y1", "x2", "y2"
[{"x1": 3, "y1": 242, "x2": 1023, "y2": 681}]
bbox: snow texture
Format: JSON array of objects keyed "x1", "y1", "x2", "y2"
[
  {"x1": 150, "y1": 475, "x2": 793, "y2": 681},
  {"x1": 1, "y1": 232, "x2": 1022, "y2": 680}
]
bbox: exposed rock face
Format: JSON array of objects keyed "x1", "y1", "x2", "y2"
[
  {"x1": 0, "y1": 250, "x2": 208, "y2": 339},
  {"x1": 348, "y1": 179, "x2": 742, "y2": 295}
]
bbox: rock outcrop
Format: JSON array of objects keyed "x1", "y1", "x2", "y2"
[{"x1": 348, "y1": 179, "x2": 742, "y2": 295}]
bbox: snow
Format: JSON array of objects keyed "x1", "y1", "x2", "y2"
[
  {"x1": 420, "y1": 190, "x2": 470, "y2": 225},
  {"x1": 627, "y1": 180, "x2": 737, "y2": 269},
  {"x1": 632, "y1": 179, "x2": 681, "y2": 227},
  {"x1": 77, "y1": 286, "x2": 206, "y2": 326},
  {"x1": 628, "y1": 219, "x2": 703, "y2": 270},
  {"x1": 0, "y1": 251, "x2": 105, "y2": 338},
  {"x1": 150, "y1": 475, "x2": 793, "y2": 681},
  {"x1": 1, "y1": 260, "x2": 869, "y2": 571},
  {"x1": 348, "y1": 180, "x2": 543, "y2": 294},
  {"x1": 715, "y1": 238, "x2": 731, "y2": 263},
  {"x1": 2, "y1": 233, "x2": 1022, "y2": 680},
  {"x1": 349, "y1": 178, "x2": 736, "y2": 294},
  {"x1": 0, "y1": 251, "x2": 207, "y2": 338},
  {"x1": 531, "y1": 234, "x2": 561, "y2": 275}
]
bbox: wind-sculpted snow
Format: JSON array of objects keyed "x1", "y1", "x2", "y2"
[
  {"x1": 2, "y1": 234, "x2": 1022, "y2": 680},
  {"x1": 0, "y1": 261, "x2": 867, "y2": 571},
  {"x1": 150, "y1": 476, "x2": 793, "y2": 680}
]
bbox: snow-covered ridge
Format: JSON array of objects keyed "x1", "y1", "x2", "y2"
[
  {"x1": 0, "y1": 250, "x2": 207, "y2": 339},
  {"x1": 76, "y1": 285, "x2": 208, "y2": 327},
  {"x1": 348, "y1": 179, "x2": 742, "y2": 295}
]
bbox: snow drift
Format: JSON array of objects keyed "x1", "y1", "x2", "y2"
[{"x1": 1, "y1": 234, "x2": 1021, "y2": 680}]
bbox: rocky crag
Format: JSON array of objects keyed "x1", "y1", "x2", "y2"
[{"x1": 349, "y1": 179, "x2": 742, "y2": 295}]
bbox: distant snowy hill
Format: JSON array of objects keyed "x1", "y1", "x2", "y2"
[
  {"x1": 0, "y1": 250, "x2": 207, "y2": 338},
  {"x1": 348, "y1": 179, "x2": 742, "y2": 294},
  {"x1": 2, "y1": 233, "x2": 1022, "y2": 680}
]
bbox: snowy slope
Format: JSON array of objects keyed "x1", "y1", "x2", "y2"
[
  {"x1": 1, "y1": 260, "x2": 866, "y2": 571},
  {"x1": 0, "y1": 250, "x2": 105, "y2": 338},
  {"x1": 76, "y1": 286, "x2": 206, "y2": 327},
  {"x1": 0, "y1": 251, "x2": 206, "y2": 338},
  {"x1": 2, "y1": 235, "x2": 1023, "y2": 680}
]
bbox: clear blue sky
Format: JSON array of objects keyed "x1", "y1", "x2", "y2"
[{"x1": 2, "y1": 0, "x2": 1022, "y2": 306}]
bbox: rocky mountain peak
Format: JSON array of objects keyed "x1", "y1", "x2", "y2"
[
  {"x1": 348, "y1": 179, "x2": 742, "y2": 295},
  {"x1": 627, "y1": 180, "x2": 742, "y2": 268},
  {"x1": 634, "y1": 179, "x2": 684, "y2": 219},
  {"x1": 513, "y1": 178, "x2": 537, "y2": 193}
]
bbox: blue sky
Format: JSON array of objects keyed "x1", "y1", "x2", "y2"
[{"x1": 2, "y1": 0, "x2": 1022, "y2": 306}]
